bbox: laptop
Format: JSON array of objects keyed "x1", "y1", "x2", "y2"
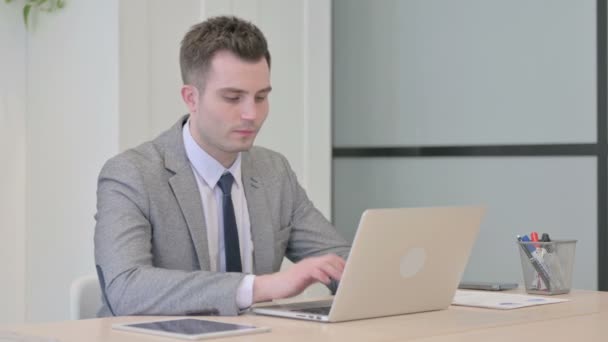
[{"x1": 252, "y1": 206, "x2": 484, "y2": 322}]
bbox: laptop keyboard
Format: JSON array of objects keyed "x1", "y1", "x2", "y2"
[{"x1": 295, "y1": 306, "x2": 331, "y2": 315}]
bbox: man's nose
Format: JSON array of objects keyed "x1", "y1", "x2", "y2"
[{"x1": 240, "y1": 101, "x2": 257, "y2": 121}]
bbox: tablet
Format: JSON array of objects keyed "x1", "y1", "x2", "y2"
[
  {"x1": 112, "y1": 318, "x2": 271, "y2": 340},
  {"x1": 458, "y1": 281, "x2": 518, "y2": 291}
]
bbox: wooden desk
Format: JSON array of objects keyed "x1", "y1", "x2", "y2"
[{"x1": 2, "y1": 290, "x2": 607, "y2": 342}]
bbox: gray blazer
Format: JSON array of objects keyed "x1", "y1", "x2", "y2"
[{"x1": 94, "y1": 115, "x2": 350, "y2": 317}]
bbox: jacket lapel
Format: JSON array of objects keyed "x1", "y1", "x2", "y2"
[
  {"x1": 169, "y1": 170, "x2": 211, "y2": 270},
  {"x1": 241, "y1": 152, "x2": 274, "y2": 275},
  {"x1": 163, "y1": 116, "x2": 211, "y2": 270}
]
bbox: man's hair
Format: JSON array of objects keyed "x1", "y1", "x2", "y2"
[{"x1": 180, "y1": 16, "x2": 271, "y2": 88}]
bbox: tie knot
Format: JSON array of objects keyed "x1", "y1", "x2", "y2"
[{"x1": 217, "y1": 173, "x2": 234, "y2": 195}]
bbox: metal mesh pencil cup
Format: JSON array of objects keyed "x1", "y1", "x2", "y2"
[{"x1": 517, "y1": 240, "x2": 577, "y2": 295}]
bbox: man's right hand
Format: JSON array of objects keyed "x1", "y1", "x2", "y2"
[{"x1": 252, "y1": 254, "x2": 346, "y2": 303}]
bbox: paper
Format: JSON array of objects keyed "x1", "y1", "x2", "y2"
[
  {"x1": 452, "y1": 290, "x2": 569, "y2": 310},
  {"x1": 0, "y1": 331, "x2": 59, "y2": 342}
]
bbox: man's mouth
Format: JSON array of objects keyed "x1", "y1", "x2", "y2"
[{"x1": 234, "y1": 129, "x2": 256, "y2": 136}]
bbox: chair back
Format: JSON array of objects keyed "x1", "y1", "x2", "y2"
[{"x1": 69, "y1": 274, "x2": 102, "y2": 319}]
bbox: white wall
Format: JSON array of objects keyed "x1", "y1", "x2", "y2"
[
  {"x1": 119, "y1": 0, "x2": 200, "y2": 150},
  {"x1": 25, "y1": 0, "x2": 120, "y2": 322},
  {"x1": 0, "y1": 3, "x2": 27, "y2": 324}
]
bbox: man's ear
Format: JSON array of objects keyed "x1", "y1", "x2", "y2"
[{"x1": 181, "y1": 84, "x2": 200, "y2": 113}]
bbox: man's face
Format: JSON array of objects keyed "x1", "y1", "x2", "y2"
[{"x1": 185, "y1": 50, "x2": 271, "y2": 167}]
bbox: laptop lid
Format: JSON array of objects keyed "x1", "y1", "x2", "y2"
[{"x1": 253, "y1": 206, "x2": 484, "y2": 322}]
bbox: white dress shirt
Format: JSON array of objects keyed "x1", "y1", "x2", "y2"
[{"x1": 182, "y1": 121, "x2": 255, "y2": 308}]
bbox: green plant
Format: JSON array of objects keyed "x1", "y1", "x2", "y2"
[{"x1": 4, "y1": 0, "x2": 66, "y2": 28}]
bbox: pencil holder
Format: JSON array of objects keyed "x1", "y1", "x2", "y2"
[{"x1": 517, "y1": 240, "x2": 577, "y2": 295}]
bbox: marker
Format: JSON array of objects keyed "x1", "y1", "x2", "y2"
[
  {"x1": 541, "y1": 233, "x2": 552, "y2": 252},
  {"x1": 531, "y1": 231, "x2": 540, "y2": 248},
  {"x1": 520, "y1": 235, "x2": 535, "y2": 253}
]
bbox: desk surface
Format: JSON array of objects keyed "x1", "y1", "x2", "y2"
[{"x1": 3, "y1": 290, "x2": 608, "y2": 342}]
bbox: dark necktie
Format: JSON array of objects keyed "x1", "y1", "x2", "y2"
[{"x1": 217, "y1": 173, "x2": 242, "y2": 272}]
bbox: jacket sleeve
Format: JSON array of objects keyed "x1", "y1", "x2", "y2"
[
  {"x1": 276, "y1": 154, "x2": 351, "y2": 292},
  {"x1": 94, "y1": 155, "x2": 245, "y2": 317}
]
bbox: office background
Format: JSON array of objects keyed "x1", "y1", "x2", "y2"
[
  {"x1": 0, "y1": 0, "x2": 603, "y2": 324},
  {"x1": 332, "y1": 0, "x2": 600, "y2": 293}
]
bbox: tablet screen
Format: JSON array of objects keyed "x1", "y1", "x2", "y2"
[
  {"x1": 125, "y1": 318, "x2": 257, "y2": 335},
  {"x1": 114, "y1": 318, "x2": 271, "y2": 340}
]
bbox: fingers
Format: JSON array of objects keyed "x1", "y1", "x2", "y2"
[
  {"x1": 252, "y1": 254, "x2": 348, "y2": 302},
  {"x1": 318, "y1": 260, "x2": 343, "y2": 282},
  {"x1": 303, "y1": 254, "x2": 347, "y2": 285},
  {"x1": 310, "y1": 268, "x2": 331, "y2": 285}
]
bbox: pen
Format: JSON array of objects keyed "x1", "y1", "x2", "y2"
[
  {"x1": 541, "y1": 233, "x2": 552, "y2": 252},
  {"x1": 517, "y1": 235, "x2": 552, "y2": 291},
  {"x1": 530, "y1": 232, "x2": 542, "y2": 289}
]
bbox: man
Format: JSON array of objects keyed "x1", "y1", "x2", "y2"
[{"x1": 94, "y1": 16, "x2": 350, "y2": 317}]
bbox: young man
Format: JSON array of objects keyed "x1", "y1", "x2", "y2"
[{"x1": 94, "y1": 16, "x2": 350, "y2": 317}]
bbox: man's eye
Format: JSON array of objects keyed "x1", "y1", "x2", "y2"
[
  {"x1": 224, "y1": 96, "x2": 240, "y2": 103},
  {"x1": 255, "y1": 96, "x2": 266, "y2": 102}
]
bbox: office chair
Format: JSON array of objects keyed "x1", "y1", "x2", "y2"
[{"x1": 69, "y1": 274, "x2": 102, "y2": 319}]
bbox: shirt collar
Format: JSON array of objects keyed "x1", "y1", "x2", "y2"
[{"x1": 182, "y1": 119, "x2": 242, "y2": 190}]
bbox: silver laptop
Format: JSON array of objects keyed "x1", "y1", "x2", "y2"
[{"x1": 252, "y1": 206, "x2": 484, "y2": 322}]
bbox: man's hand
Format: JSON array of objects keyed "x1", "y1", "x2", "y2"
[{"x1": 252, "y1": 254, "x2": 346, "y2": 303}]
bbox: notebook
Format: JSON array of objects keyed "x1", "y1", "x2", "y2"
[{"x1": 252, "y1": 206, "x2": 484, "y2": 322}]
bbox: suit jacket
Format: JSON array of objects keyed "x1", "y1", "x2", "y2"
[{"x1": 94, "y1": 115, "x2": 350, "y2": 317}]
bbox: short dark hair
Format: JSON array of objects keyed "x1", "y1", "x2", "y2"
[{"x1": 180, "y1": 16, "x2": 271, "y2": 88}]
